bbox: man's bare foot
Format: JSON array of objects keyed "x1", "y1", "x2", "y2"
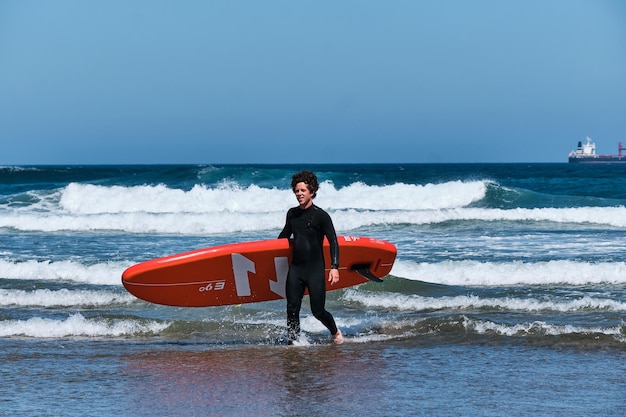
[{"x1": 333, "y1": 329, "x2": 344, "y2": 345}]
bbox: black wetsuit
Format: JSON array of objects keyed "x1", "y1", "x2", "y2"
[{"x1": 278, "y1": 204, "x2": 340, "y2": 341}]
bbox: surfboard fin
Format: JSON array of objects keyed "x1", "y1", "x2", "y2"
[{"x1": 351, "y1": 263, "x2": 384, "y2": 282}]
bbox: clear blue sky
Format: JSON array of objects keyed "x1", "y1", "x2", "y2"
[{"x1": 1, "y1": 0, "x2": 625, "y2": 164}]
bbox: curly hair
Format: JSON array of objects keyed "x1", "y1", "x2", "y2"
[{"x1": 291, "y1": 170, "x2": 319, "y2": 198}]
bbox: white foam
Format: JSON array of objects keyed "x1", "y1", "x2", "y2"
[
  {"x1": 5, "y1": 205, "x2": 626, "y2": 234},
  {"x1": 455, "y1": 206, "x2": 626, "y2": 228},
  {"x1": 0, "y1": 313, "x2": 169, "y2": 338},
  {"x1": 0, "y1": 166, "x2": 42, "y2": 172},
  {"x1": 4, "y1": 205, "x2": 626, "y2": 235},
  {"x1": 463, "y1": 316, "x2": 624, "y2": 338},
  {"x1": 0, "y1": 211, "x2": 286, "y2": 234},
  {"x1": 0, "y1": 288, "x2": 135, "y2": 307},
  {"x1": 391, "y1": 259, "x2": 626, "y2": 286},
  {"x1": 0, "y1": 180, "x2": 488, "y2": 233},
  {"x1": 345, "y1": 332, "x2": 403, "y2": 344},
  {"x1": 56, "y1": 180, "x2": 487, "y2": 214},
  {"x1": 58, "y1": 183, "x2": 292, "y2": 214},
  {"x1": 317, "y1": 180, "x2": 488, "y2": 210},
  {"x1": 4, "y1": 180, "x2": 626, "y2": 233},
  {"x1": 0, "y1": 259, "x2": 128, "y2": 286},
  {"x1": 343, "y1": 290, "x2": 626, "y2": 312}
]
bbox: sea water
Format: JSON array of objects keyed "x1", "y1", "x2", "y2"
[{"x1": 0, "y1": 164, "x2": 624, "y2": 416}]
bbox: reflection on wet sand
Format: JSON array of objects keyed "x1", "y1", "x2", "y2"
[{"x1": 121, "y1": 343, "x2": 387, "y2": 417}]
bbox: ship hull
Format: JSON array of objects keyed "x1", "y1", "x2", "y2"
[{"x1": 569, "y1": 156, "x2": 626, "y2": 164}]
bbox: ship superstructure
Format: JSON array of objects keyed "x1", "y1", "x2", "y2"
[{"x1": 568, "y1": 137, "x2": 626, "y2": 163}]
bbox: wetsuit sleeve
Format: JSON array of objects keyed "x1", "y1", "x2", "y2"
[
  {"x1": 320, "y1": 211, "x2": 340, "y2": 269},
  {"x1": 278, "y1": 209, "x2": 293, "y2": 239}
]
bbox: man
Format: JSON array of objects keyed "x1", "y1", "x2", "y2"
[{"x1": 278, "y1": 170, "x2": 343, "y2": 344}]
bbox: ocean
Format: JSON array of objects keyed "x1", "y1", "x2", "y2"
[{"x1": 0, "y1": 163, "x2": 624, "y2": 417}]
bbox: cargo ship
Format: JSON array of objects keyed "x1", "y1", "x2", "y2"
[{"x1": 568, "y1": 137, "x2": 626, "y2": 163}]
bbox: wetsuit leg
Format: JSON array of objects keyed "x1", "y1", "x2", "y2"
[
  {"x1": 285, "y1": 267, "x2": 305, "y2": 341},
  {"x1": 307, "y1": 267, "x2": 338, "y2": 336}
]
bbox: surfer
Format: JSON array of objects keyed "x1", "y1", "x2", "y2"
[{"x1": 278, "y1": 170, "x2": 344, "y2": 345}]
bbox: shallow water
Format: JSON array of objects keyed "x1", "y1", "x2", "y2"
[{"x1": 2, "y1": 338, "x2": 624, "y2": 417}]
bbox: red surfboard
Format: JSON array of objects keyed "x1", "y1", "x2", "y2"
[{"x1": 121, "y1": 236, "x2": 396, "y2": 307}]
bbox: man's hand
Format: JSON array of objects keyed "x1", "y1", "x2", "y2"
[{"x1": 328, "y1": 268, "x2": 339, "y2": 285}]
